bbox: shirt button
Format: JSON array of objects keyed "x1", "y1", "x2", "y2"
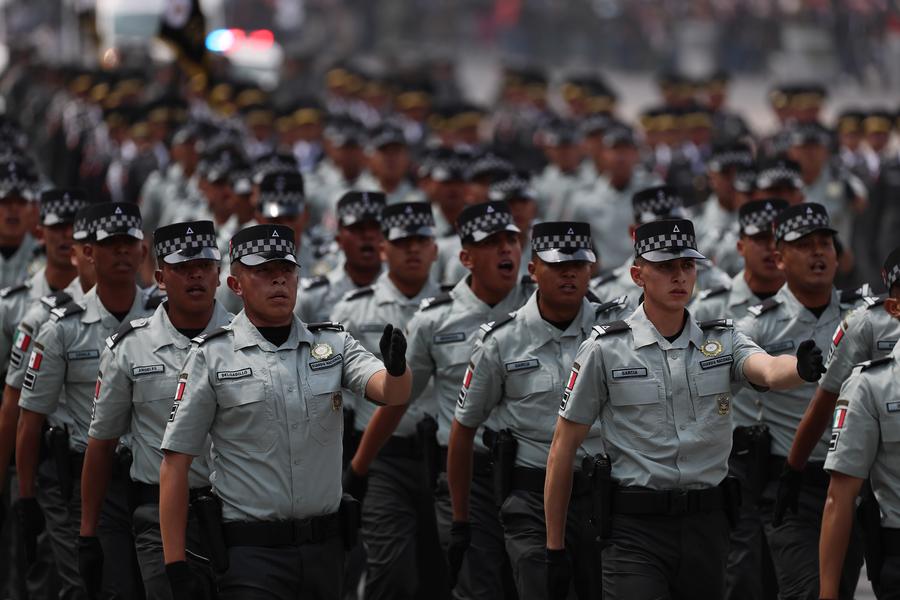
[
  {"x1": 679, "y1": 425, "x2": 686, "y2": 430},
  {"x1": 280, "y1": 355, "x2": 286, "y2": 361},
  {"x1": 291, "y1": 423, "x2": 298, "y2": 430},
  {"x1": 294, "y1": 459, "x2": 300, "y2": 465},
  {"x1": 287, "y1": 387, "x2": 294, "y2": 393}
]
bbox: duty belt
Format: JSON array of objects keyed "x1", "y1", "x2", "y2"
[
  {"x1": 438, "y1": 446, "x2": 492, "y2": 477},
  {"x1": 768, "y1": 457, "x2": 830, "y2": 489},
  {"x1": 611, "y1": 486, "x2": 725, "y2": 515},
  {"x1": 509, "y1": 466, "x2": 592, "y2": 496},
  {"x1": 130, "y1": 481, "x2": 213, "y2": 506},
  {"x1": 883, "y1": 528, "x2": 900, "y2": 556},
  {"x1": 223, "y1": 512, "x2": 341, "y2": 547}
]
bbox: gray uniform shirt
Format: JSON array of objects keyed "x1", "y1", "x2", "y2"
[
  {"x1": 824, "y1": 345, "x2": 900, "y2": 527},
  {"x1": 0, "y1": 268, "x2": 55, "y2": 373},
  {"x1": 0, "y1": 234, "x2": 41, "y2": 289},
  {"x1": 329, "y1": 272, "x2": 440, "y2": 437},
  {"x1": 820, "y1": 296, "x2": 900, "y2": 394},
  {"x1": 88, "y1": 302, "x2": 233, "y2": 487},
  {"x1": 18, "y1": 286, "x2": 153, "y2": 451},
  {"x1": 160, "y1": 311, "x2": 383, "y2": 522},
  {"x1": 406, "y1": 278, "x2": 534, "y2": 449},
  {"x1": 294, "y1": 265, "x2": 382, "y2": 325},
  {"x1": 560, "y1": 305, "x2": 763, "y2": 489},
  {"x1": 737, "y1": 285, "x2": 862, "y2": 461}
]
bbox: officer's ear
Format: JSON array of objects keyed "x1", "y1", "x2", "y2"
[
  {"x1": 82, "y1": 243, "x2": 95, "y2": 264},
  {"x1": 630, "y1": 259, "x2": 645, "y2": 288},
  {"x1": 736, "y1": 236, "x2": 745, "y2": 257},
  {"x1": 379, "y1": 240, "x2": 389, "y2": 263},
  {"x1": 459, "y1": 245, "x2": 474, "y2": 270},
  {"x1": 227, "y1": 263, "x2": 243, "y2": 297},
  {"x1": 153, "y1": 268, "x2": 165, "y2": 290},
  {"x1": 886, "y1": 296, "x2": 900, "y2": 320},
  {"x1": 774, "y1": 241, "x2": 786, "y2": 272}
]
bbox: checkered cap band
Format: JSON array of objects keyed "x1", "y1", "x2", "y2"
[
  {"x1": 155, "y1": 233, "x2": 217, "y2": 257},
  {"x1": 466, "y1": 155, "x2": 514, "y2": 180},
  {"x1": 458, "y1": 202, "x2": 515, "y2": 241},
  {"x1": 338, "y1": 191, "x2": 385, "y2": 224},
  {"x1": 488, "y1": 176, "x2": 534, "y2": 202},
  {"x1": 0, "y1": 160, "x2": 37, "y2": 199},
  {"x1": 709, "y1": 150, "x2": 753, "y2": 170},
  {"x1": 635, "y1": 232, "x2": 697, "y2": 256},
  {"x1": 740, "y1": 200, "x2": 786, "y2": 234},
  {"x1": 775, "y1": 205, "x2": 831, "y2": 241},
  {"x1": 259, "y1": 190, "x2": 305, "y2": 208},
  {"x1": 230, "y1": 236, "x2": 295, "y2": 262},
  {"x1": 382, "y1": 204, "x2": 435, "y2": 232},
  {"x1": 92, "y1": 207, "x2": 142, "y2": 238},
  {"x1": 532, "y1": 232, "x2": 592, "y2": 252},
  {"x1": 40, "y1": 190, "x2": 86, "y2": 224},
  {"x1": 885, "y1": 263, "x2": 900, "y2": 289},
  {"x1": 757, "y1": 164, "x2": 802, "y2": 189},
  {"x1": 632, "y1": 186, "x2": 684, "y2": 223}
]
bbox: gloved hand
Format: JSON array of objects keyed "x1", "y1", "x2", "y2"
[
  {"x1": 78, "y1": 535, "x2": 104, "y2": 599},
  {"x1": 773, "y1": 463, "x2": 802, "y2": 527},
  {"x1": 342, "y1": 465, "x2": 368, "y2": 503},
  {"x1": 166, "y1": 561, "x2": 211, "y2": 600},
  {"x1": 379, "y1": 324, "x2": 407, "y2": 377},
  {"x1": 447, "y1": 521, "x2": 471, "y2": 587},
  {"x1": 14, "y1": 497, "x2": 45, "y2": 564},
  {"x1": 546, "y1": 548, "x2": 572, "y2": 600},
  {"x1": 796, "y1": 339, "x2": 826, "y2": 382}
]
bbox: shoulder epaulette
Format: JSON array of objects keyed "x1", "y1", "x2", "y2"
[
  {"x1": 698, "y1": 284, "x2": 731, "y2": 301},
  {"x1": 0, "y1": 282, "x2": 29, "y2": 299},
  {"x1": 440, "y1": 283, "x2": 455, "y2": 293},
  {"x1": 594, "y1": 295, "x2": 627, "y2": 317},
  {"x1": 420, "y1": 293, "x2": 452, "y2": 311},
  {"x1": 106, "y1": 318, "x2": 149, "y2": 348},
  {"x1": 590, "y1": 269, "x2": 617, "y2": 288},
  {"x1": 699, "y1": 318, "x2": 734, "y2": 330},
  {"x1": 479, "y1": 313, "x2": 515, "y2": 337},
  {"x1": 863, "y1": 294, "x2": 887, "y2": 309},
  {"x1": 192, "y1": 327, "x2": 229, "y2": 345},
  {"x1": 747, "y1": 297, "x2": 781, "y2": 317},
  {"x1": 144, "y1": 291, "x2": 166, "y2": 310},
  {"x1": 344, "y1": 286, "x2": 374, "y2": 301},
  {"x1": 40, "y1": 290, "x2": 73, "y2": 309},
  {"x1": 520, "y1": 275, "x2": 536, "y2": 286},
  {"x1": 839, "y1": 284, "x2": 871, "y2": 305},
  {"x1": 307, "y1": 321, "x2": 344, "y2": 332},
  {"x1": 591, "y1": 320, "x2": 631, "y2": 338},
  {"x1": 49, "y1": 301, "x2": 85, "y2": 321},
  {"x1": 301, "y1": 275, "x2": 329, "y2": 291},
  {"x1": 859, "y1": 356, "x2": 893, "y2": 371}
]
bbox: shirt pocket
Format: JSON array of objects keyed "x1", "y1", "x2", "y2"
[
  {"x1": 306, "y1": 371, "x2": 343, "y2": 446},
  {"x1": 880, "y1": 417, "x2": 900, "y2": 446},
  {"x1": 215, "y1": 379, "x2": 276, "y2": 453},
  {"x1": 133, "y1": 375, "x2": 176, "y2": 444},
  {"x1": 436, "y1": 342, "x2": 471, "y2": 369},
  {"x1": 608, "y1": 380, "x2": 663, "y2": 440},
  {"x1": 67, "y1": 358, "x2": 100, "y2": 384},
  {"x1": 691, "y1": 368, "x2": 734, "y2": 425}
]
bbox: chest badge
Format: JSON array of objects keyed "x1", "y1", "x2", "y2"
[
  {"x1": 717, "y1": 394, "x2": 731, "y2": 416},
  {"x1": 311, "y1": 343, "x2": 333, "y2": 360},
  {"x1": 701, "y1": 340, "x2": 724, "y2": 357}
]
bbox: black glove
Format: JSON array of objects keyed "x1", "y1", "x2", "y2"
[
  {"x1": 773, "y1": 464, "x2": 802, "y2": 527},
  {"x1": 78, "y1": 536, "x2": 104, "y2": 599},
  {"x1": 796, "y1": 339, "x2": 826, "y2": 382},
  {"x1": 342, "y1": 465, "x2": 368, "y2": 503},
  {"x1": 546, "y1": 548, "x2": 572, "y2": 600},
  {"x1": 379, "y1": 324, "x2": 407, "y2": 377},
  {"x1": 14, "y1": 497, "x2": 45, "y2": 564},
  {"x1": 166, "y1": 561, "x2": 211, "y2": 600},
  {"x1": 447, "y1": 521, "x2": 471, "y2": 587}
]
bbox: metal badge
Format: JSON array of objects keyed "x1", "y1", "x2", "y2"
[
  {"x1": 311, "y1": 342, "x2": 333, "y2": 360},
  {"x1": 717, "y1": 394, "x2": 731, "y2": 416},
  {"x1": 701, "y1": 340, "x2": 724, "y2": 357}
]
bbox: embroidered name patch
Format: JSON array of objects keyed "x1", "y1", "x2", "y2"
[
  {"x1": 611, "y1": 367, "x2": 647, "y2": 379},
  {"x1": 67, "y1": 349, "x2": 99, "y2": 361},
  {"x1": 434, "y1": 332, "x2": 466, "y2": 345},
  {"x1": 216, "y1": 368, "x2": 252, "y2": 381},
  {"x1": 132, "y1": 364, "x2": 165, "y2": 376},
  {"x1": 360, "y1": 323, "x2": 384, "y2": 333},
  {"x1": 764, "y1": 340, "x2": 795, "y2": 353},
  {"x1": 887, "y1": 402, "x2": 900, "y2": 413},
  {"x1": 877, "y1": 340, "x2": 897, "y2": 351},
  {"x1": 699, "y1": 355, "x2": 734, "y2": 370},
  {"x1": 505, "y1": 358, "x2": 539, "y2": 372},
  {"x1": 309, "y1": 354, "x2": 343, "y2": 371}
]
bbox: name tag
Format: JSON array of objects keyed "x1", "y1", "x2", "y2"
[
  {"x1": 505, "y1": 359, "x2": 539, "y2": 372},
  {"x1": 309, "y1": 354, "x2": 343, "y2": 371},
  {"x1": 611, "y1": 367, "x2": 647, "y2": 379},
  {"x1": 216, "y1": 368, "x2": 252, "y2": 381},
  {"x1": 132, "y1": 364, "x2": 165, "y2": 376},
  {"x1": 359, "y1": 323, "x2": 383, "y2": 333},
  {"x1": 887, "y1": 402, "x2": 900, "y2": 413},
  {"x1": 764, "y1": 340, "x2": 794, "y2": 353},
  {"x1": 700, "y1": 355, "x2": 734, "y2": 370},
  {"x1": 877, "y1": 340, "x2": 897, "y2": 351},
  {"x1": 434, "y1": 332, "x2": 465, "y2": 345},
  {"x1": 67, "y1": 349, "x2": 99, "y2": 361}
]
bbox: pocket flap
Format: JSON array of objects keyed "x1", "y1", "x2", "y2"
[{"x1": 609, "y1": 381, "x2": 659, "y2": 406}]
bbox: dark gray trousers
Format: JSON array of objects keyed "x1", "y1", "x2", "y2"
[{"x1": 875, "y1": 556, "x2": 900, "y2": 600}]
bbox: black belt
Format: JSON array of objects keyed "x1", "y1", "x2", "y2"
[
  {"x1": 509, "y1": 467, "x2": 591, "y2": 496},
  {"x1": 130, "y1": 482, "x2": 213, "y2": 506},
  {"x1": 438, "y1": 447, "x2": 492, "y2": 476},
  {"x1": 883, "y1": 528, "x2": 900, "y2": 556},
  {"x1": 223, "y1": 513, "x2": 341, "y2": 547},
  {"x1": 612, "y1": 486, "x2": 725, "y2": 515},
  {"x1": 374, "y1": 433, "x2": 419, "y2": 459},
  {"x1": 768, "y1": 457, "x2": 830, "y2": 489}
]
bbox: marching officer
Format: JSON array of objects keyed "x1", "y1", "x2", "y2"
[
  {"x1": 736, "y1": 203, "x2": 867, "y2": 599},
  {"x1": 159, "y1": 223, "x2": 411, "y2": 599},
  {"x1": 16, "y1": 202, "x2": 151, "y2": 599},
  {"x1": 818, "y1": 257, "x2": 900, "y2": 600},
  {"x1": 450, "y1": 222, "x2": 629, "y2": 600},
  {"x1": 0, "y1": 156, "x2": 41, "y2": 288},
  {"x1": 295, "y1": 191, "x2": 385, "y2": 324},
  {"x1": 78, "y1": 221, "x2": 232, "y2": 599},
  {"x1": 404, "y1": 200, "x2": 532, "y2": 598},
  {"x1": 545, "y1": 217, "x2": 826, "y2": 599},
  {"x1": 334, "y1": 202, "x2": 447, "y2": 600}
]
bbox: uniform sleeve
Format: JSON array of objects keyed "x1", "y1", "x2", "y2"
[
  {"x1": 0, "y1": 303, "x2": 13, "y2": 372},
  {"x1": 820, "y1": 309, "x2": 869, "y2": 394},
  {"x1": 340, "y1": 333, "x2": 385, "y2": 399},
  {"x1": 18, "y1": 319, "x2": 67, "y2": 416},
  {"x1": 6, "y1": 309, "x2": 39, "y2": 385},
  {"x1": 731, "y1": 329, "x2": 764, "y2": 385},
  {"x1": 558, "y1": 337, "x2": 605, "y2": 425},
  {"x1": 88, "y1": 346, "x2": 134, "y2": 440},
  {"x1": 454, "y1": 337, "x2": 504, "y2": 429},
  {"x1": 824, "y1": 373, "x2": 879, "y2": 479},
  {"x1": 161, "y1": 347, "x2": 217, "y2": 456},
  {"x1": 405, "y1": 312, "x2": 436, "y2": 404}
]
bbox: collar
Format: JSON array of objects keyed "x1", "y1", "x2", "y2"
[
  {"x1": 81, "y1": 285, "x2": 144, "y2": 325},
  {"x1": 729, "y1": 271, "x2": 760, "y2": 307},
  {"x1": 231, "y1": 311, "x2": 313, "y2": 352},
  {"x1": 154, "y1": 301, "x2": 233, "y2": 351},
  {"x1": 374, "y1": 271, "x2": 438, "y2": 307},
  {"x1": 451, "y1": 275, "x2": 530, "y2": 316},
  {"x1": 776, "y1": 284, "x2": 841, "y2": 324},
  {"x1": 627, "y1": 304, "x2": 704, "y2": 350},
  {"x1": 520, "y1": 292, "x2": 594, "y2": 348}
]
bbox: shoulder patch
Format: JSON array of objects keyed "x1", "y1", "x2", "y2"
[
  {"x1": 592, "y1": 320, "x2": 631, "y2": 338},
  {"x1": 106, "y1": 318, "x2": 149, "y2": 348},
  {"x1": 344, "y1": 286, "x2": 374, "y2": 301},
  {"x1": 307, "y1": 321, "x2": 345, "y2": 332},
  {"x1": 479, "y1": 313, "x2": 515, "y2": 337},
  {"x1": 698, "y1": 318, "x2": 734, "y2": 330},
  {"x1": 420, "y1": 293, "x2": 452, "y2": 311},
  {"x1": 301, "y1": 275, "x2": 329, "y2": 291},
  {"x1": 839, "y1": 284, "x2": 871, "y2": 305},
  {"x1": 863, "y1": 294, "x2": 887, "y2": 309},
  {"x1": 192, "y1": 327, "x2": 229, "y2": 345},
  {"x1": 0, "y1": 282, "x2": 29, "y2": 298},
  {"x1": 747, "y1": 297, "x2": 781, "y2": 317},
  {"x1": 40, "y1": 290, "x2": 73, "y2": 309},
  {"x1": 859, "y1": 356, "x2": 893, "y2": 371},
  {"x1": 698, "y1": 284, "x2": 730, "y2": 300},
  {"x1": 49, "y1": 302, "x2": 85, "y2": 321},
  {"x1": 520, "y1": 274, "x2": 536, "y2": 286},
  {"x1": 594, "y1": 295, "x2": 627, "y2": 317}
]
